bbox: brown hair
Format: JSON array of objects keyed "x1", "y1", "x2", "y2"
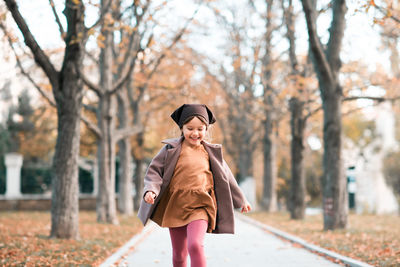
[{"x1": 180, "y1": 115, "x2": 209, "y2": 129}]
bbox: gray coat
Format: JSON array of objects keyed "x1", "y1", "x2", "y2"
[{"x1": 137, "y1": 136, "x2": 246, "y2": 234}]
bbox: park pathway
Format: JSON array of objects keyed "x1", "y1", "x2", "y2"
[{"x1": 100, "y1": 213, "x2": 372, "y2": 267}]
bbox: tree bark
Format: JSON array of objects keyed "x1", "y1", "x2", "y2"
[
  {"x1": 51, "y1": 90, "x2": 82, "y2": 238},
  {"x1": 117, "y1": 90, "x2": 133, "y2": 215},
  {"x1": 261, "y1": 111, "x2": 277, "y2": 211},
  {"x1": 96, "y1": 3, "x2": 118, "y2": 223},
  {"x1": 4, "y1": 0, "x2": 86, "y2": 239},
  {"x1": 284, "y1": 0, "x2": 306, "y2": 219},
  {"x1": 289, "y1": 97, "x2": 306, "y2": 219},
  {"x1": 237, "y1": 141, "x2": 254, "y2": 182},
  {"x1": 321, "y1": 87, "x2": 347, "y2": 229},
  {"x1": 133, "y1": 156, "x2": 145, "y2": 211},
  {"x1": 117, "y1": 137, "x2": 133, "y2": 215},
  {"x1": 234, "y1": 109, "x2": 254, "y2": 182},
  {"x1": 96, "y1": 94, "x2": 118, "y2": 224},
  {"x1": 260, "y1": 0, "x2": 277, "y2": 212},
  {"x1": 301, "y1": 0, "x2": 348, "y2": 230},
  {"x1": 130, "y1": 113, "x2": 148, "y2": 213}
]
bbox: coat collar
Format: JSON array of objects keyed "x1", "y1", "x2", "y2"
[
  {"x1": 161, "y1": 136, "x2": 221, "y2": 149},
  {"x1": 161, "y1": 136, "x2": 223, "y2": 166},
  {"x1": 161, "y1": 136, "x2": 183, "y2": 147}
]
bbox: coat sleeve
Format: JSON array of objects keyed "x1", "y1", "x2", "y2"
[
  {"x1": 223, "y1": 160, "x2": 246, "y2": 209},
  {"x1": 142, "y1": 145, "x2": 168, "y2": 198}
]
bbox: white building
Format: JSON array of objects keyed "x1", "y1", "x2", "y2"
[{"x1": 343, "y1": 102, "x2": 399, "y2": 214}]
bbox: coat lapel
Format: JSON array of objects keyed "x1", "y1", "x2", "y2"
[
  {"x1": 161, "y1": 137, "x2": 183, "y2": 185},
  {"x1": 202, "y1": 141, "x2": 228, "y2": 183}
]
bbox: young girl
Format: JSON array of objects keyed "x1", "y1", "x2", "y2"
[{"x1": 138, "y1": 104, "x2": 251, "y2": 267}]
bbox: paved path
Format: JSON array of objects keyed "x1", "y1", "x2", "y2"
[{"x1": 115, "y1": 216, "x2": 342, "y2": 267}]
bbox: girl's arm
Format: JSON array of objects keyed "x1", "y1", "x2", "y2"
[{"x1": 143, "y1": 145, "x2": 168, "y2": 199}]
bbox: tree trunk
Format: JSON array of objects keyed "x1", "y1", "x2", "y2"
[
  {"x1": 4, "y1": 0, "x2": 86, "y2": 239},
  {"x1": 96, "y1": 8, "x2": 118, "y2": 223},
  {"x1": 289, "y1": 97, "x2": 306, "y2": 219},
  {"x1": 96, "y1": 95, "x2": 118, "y2": 224},
  {"x1": 261, "y1": 112, "x2": 277, "y2": 211},
  {"x1": 260, "y1": 0, "x2": 277, "y2": 212},
  {"x1": 235, "y1": 112, "x2": 254, "y2": 182},
  {"x1": 237, "y1": 137, "x2": 254, "y2": 182},
  {"x1": 118, "y1": 137, "x2": 133, "y2": 215},
  {"x1": 301, "y1": 0, "x2": 348, "y2": 230},
  {"x1": 133, "y1": 157, "x2": 145, "y2": 211},
  {"x1": 117, "y1": 92, "x2": 133, "y2": 215},
  {"x1": 322, "y1": 86, "x2": 347, "y2": 229},
  {"x1": 51, "y1": 93, "x2": 82, "y2": 239},
  {"x1": 284, "y1": 0, "x2": 306, "y2": 219},
  {"x1": 133, "y1": 131, "x2": 145, "y2": 211},
  {"x1": 49, "y1": 2, "x2": 85, "y2": 238},
  {"x1": 385, "y1": 36, "x2": 400, "y2": 78}
]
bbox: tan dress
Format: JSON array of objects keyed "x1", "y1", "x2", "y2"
[{"x1": 151, "y1": 141, "x2": 217, "y2": 232}]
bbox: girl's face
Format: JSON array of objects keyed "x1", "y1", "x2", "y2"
[{"x1": 182, "y1": 117, "x2": 207, "y2": 147}]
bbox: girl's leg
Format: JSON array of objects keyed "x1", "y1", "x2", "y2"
[
  {"x1": 169, "y1": 225, "x2": 188, "y2": 267},
  {"x1": 186, "y1": 219, "x2": 208, "y2": 267}
]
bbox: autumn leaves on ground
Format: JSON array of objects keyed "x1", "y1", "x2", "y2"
[
  {"x1": 1, "y1": 211, "x2": 399, "y2": 266},
  {"x1": 0, "y1": 212, "x2": 143, "y2": 266},
  {"x1": 248, "y1": 212, "x2": 400, "y2": 267}
]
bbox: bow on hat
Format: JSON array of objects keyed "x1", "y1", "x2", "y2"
[{"x1": 171, "y1": 104, "x2": 216, "y2": 128}]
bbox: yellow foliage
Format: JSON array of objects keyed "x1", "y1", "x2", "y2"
[
  {"x1": 71, "y1": 0, "x2": 81, "y2": 5},
  {"x1": 342, "y1": 113, "x2": 375, "y2": 146},
  {"x1": 87, "y1": 28, "x2": 96, "y2": 36}
]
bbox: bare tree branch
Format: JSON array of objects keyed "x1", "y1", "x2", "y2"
[
  {"x1": 83, "y1": 50, "x2": 98, "y2": 64},
  {"x1": 81, "y1": 115, "x2": 102, "y2": 138},
  {"x1": 86, "y1": 0, "x2": 113, "y2": 31},
  {"x1": 114, "y1": 125, "x2": 143, "y2": 142},
  {"x1": 343, "y1": 95, "x2": 400, "y2": 102},
  {"x1": 2, "y1": 18, "x2": 103, "y2": 140},
  {"x1": 109, "y1": 2, "x2": 151, "y2": 96},
  {"x1": 75, "y1": 64, "x2": 103, "y2": 96},
  {"x1": 0, "y1": 21, "x2": 56, "y2": 107},
  {"x1": 301, "y1": 0, "x2": 333, "y2": 85},
  {"x1": 374, "y1": 3, "x2": 400, "y2": 24},
  {"x1": 48, "y1": 0, "x2": 65, "y2": 39},
  {"x1": 109, "y1": 50, "x2": 139, "y2": 95},
  {"x1": 146, "y1": 7, "x2": 200, "y2": 81},
  {"x1": 305, "y1": 94, "x2": 400, "y2": 120},
  {"x1": 4, "y1": 0, "x2": 59, "y2": 87},
  {"x1": 142, "y1": 94, "x2": 176, "y2": 118},
  {"x1": 83, "y1": 103, "x2": 97, "y2": 113},
  {"x1": 111, "y1": 5, "x2": 199, "y2": 96}
]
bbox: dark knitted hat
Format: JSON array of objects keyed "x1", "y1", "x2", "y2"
[{"x1": 171, "y1": 104, "x2": 216, "y2": 128}]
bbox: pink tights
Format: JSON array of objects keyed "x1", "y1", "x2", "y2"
[{"x1": 169, "y1": 219, "x2": 208, "y2": 267}]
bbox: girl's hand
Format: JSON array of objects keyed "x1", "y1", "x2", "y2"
[
  {"x1": 144, "y1": 191, "x2": 157, "y2": 204},
  {"x1": 241, "y1": 201, "x2": 252, "y2": 213}
]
